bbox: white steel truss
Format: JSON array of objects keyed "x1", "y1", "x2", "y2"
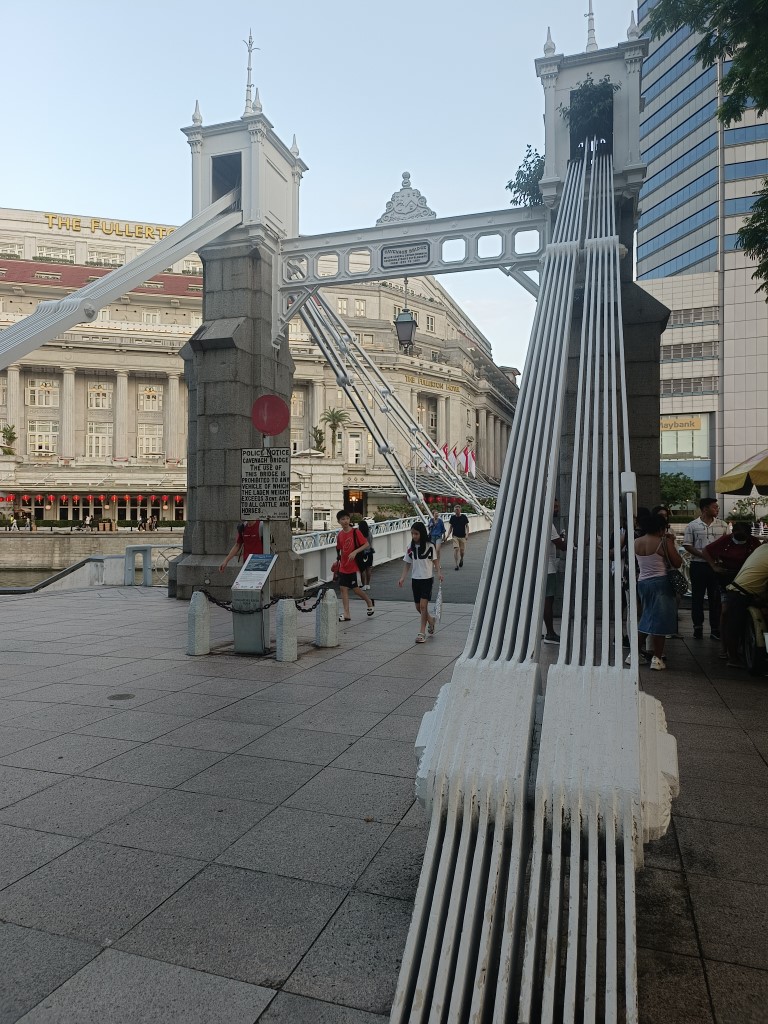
[
  {"x1": 393, "y1": 147, "x2": 679, "y2": 1024},
  {"x1": 298, "y1": 293, "x2": 494, "y2": 522}
]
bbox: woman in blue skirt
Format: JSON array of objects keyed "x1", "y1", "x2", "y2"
[{"x1": 634, "y1": 512, "x2": 682, "y2": 671}]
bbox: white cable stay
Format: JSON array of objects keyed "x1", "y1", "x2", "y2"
[
  {"x1": 299, "y1": 293, "x2": 494, "y2": 522},
  {"x1": 393, "y1": 145, "x2": 679, "y2": 1024},
  {"x1": 0, "y1": 189, "x2": 243, "y2": 372}
]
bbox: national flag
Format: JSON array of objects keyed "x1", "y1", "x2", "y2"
[
  {"x1": 462, "y1": 446, "x2": 471, "y2": 473},
  {"x1": 448, "y1": 446, "x2": 458, "y2": 471},
  {"x1": 441, "y1": 443, "x2": 449, "y2": 461},
  {"x1": 469, "y1": 449, "x2": 477, "y2": 478}
]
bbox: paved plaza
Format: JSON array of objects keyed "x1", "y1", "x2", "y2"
[{"x1": 0, "y1": 570, "x2": 766, "y2": 1022}]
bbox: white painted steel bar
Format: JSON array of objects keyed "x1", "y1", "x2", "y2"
[{"x1": 0, "y1": 190, "x2": 242, "y2": 371}]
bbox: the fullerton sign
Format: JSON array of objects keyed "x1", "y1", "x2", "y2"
[
  {"x1": 44, "y1": 214, "x2": 174, "y2": 240},
  {"x1": 405, "y1": 373, "x2": 460, "y2": 394}
]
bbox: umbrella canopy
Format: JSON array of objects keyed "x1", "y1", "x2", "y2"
[
  {"x1": 293, "y1": 448, "x2": 325, "y2": 458},
  {"x1": 716, "y1": 448, "x2": 768, "y2": 495}
]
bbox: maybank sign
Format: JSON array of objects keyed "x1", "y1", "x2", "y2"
[
  {"x1": 660, "y1": 416, "x2": 702, "y2": 432},
  {"x1": 44, "y1": 214, "x2": 173, "y2": 240}
]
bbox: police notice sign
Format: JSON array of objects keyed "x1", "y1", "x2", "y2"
[{"x1": 241, "y1": 448, "x2": 290, "y2": 520}]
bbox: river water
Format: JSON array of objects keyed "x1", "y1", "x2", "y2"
[{"x1": 0, "y1": 569, "x2": 58, "y2": 588}]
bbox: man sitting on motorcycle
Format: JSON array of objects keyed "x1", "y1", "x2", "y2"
[{"x1": 724, "y1": 540, "x2": 768, "y2": 668}]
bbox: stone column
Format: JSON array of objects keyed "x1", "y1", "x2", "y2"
[
  {"x1": 114, "y1": 371, "x2": 129, "y2": 460},
  {"x1": 60, "y1": 368, "x2": 75, "y2": 460},
  {"x1": 444, "y1": 397, "x2": 451, "y2": 448},
  {"x1": 495, "y1": 418, "x2": 503, "y2": 479},
  {"x1": 164, "y1": 372, "x2": 180, "y2": 462},
  {"x1": 5, "y1": 365, "x2": 22, "y2": 446},
  {"x1": 177, "y1": 237, "x2": 304, "y2": 600},
  {"x1": 312, "y1": 382, "x2": 324, "y2": 437},
  {"x1": 437, "y1": 395, "x2": 447, "y2": 444},
  {"x1": 478, "y1": 408, "x2": 487, "y2": 477}
]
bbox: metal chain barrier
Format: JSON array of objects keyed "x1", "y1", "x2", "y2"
[{"x1": 196, "y1": 581, "x2": 333, "y2": 615}]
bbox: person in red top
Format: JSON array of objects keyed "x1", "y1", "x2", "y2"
[
  {"x1": 335, "y1": 510, "x2": 374, "y2": 622},
  {"x1": 702, "y1": 519, "x2": 761, "y2": 658},
  {"x1": 219, "y1": 520, "x2": 264, "y2": 573}
]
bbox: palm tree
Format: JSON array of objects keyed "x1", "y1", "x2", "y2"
[{"x1": 320, "y1": 408, "x2": 351, "y2": 458}]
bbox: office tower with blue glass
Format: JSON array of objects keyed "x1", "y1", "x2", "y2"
[{"x1": 637, "y1": 0, "x2": 768, "y2": 500}]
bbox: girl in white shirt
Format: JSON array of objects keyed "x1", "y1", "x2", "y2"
[{"x1": 399, "y1": 521, "x2": 444, "y2": 644}]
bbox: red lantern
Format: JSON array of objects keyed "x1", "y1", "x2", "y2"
[
  {"x1": 150, "y1": 494, "x2": 157, "y2": 503},
  {"x1": 7, "y1": 494, "x2": 15, "y2": 501},
  {"x1": 48, "y1": 494, "x2": 55, "y2": 503},
  {"x1": 86, "y1": 494, "x2": 93, "y2": 503},
  {"x1": 61, "y1": 495, "x2": 68, "y2": 503},
  {"x1": 22, "y1": 494, "x2": 30, "y2": 502},
  {"x1": 98, "y1": 494, "x2": 105, "y2": 502},
  {"x1": 175, "y1": 495, "x2": 183, "y2": 503},
  {"x1": 161, "y1": 494, "x2": 169, "y2": 502},
  {"x1": 72, "y1": 495, "x2": 80, "y2": 504},
  {"x1": 35, "y1": 494, "x2": 43, "y2": 502},
  {"x1": 137, "y1": 494, "x2": 144, "y2": 503},
  {"x1": 123, "y1": 494, "x2": 130, "y2": 502}
]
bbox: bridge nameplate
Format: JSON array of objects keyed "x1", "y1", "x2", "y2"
[{"x1": 380, "y1": 241, "x2": 430, "y2": 270}]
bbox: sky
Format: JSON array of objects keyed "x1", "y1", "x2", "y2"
[{"x1": 1, "y1": 1, "x2": 637, "y2": 371}]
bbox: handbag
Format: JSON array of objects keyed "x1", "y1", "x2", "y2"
[{"x1": 660, "y1": 538, "x2": 688, "y2": 597}]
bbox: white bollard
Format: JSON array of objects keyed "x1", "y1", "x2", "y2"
[
  {"x1": 315, "y1": 589, "x2": 339, "y2": 648},
  {"x1": 275, "y1": 599, "x2": 298, "y2": 662},
  {"x1": 187, "y1": 590, "x2": 210, "y2": 656}
]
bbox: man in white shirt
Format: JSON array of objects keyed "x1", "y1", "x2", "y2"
[{"x1": 683, "y1": 497, "x2": 728, "y2": 640}]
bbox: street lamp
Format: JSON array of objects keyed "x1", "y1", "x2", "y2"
[{"x1": 393, "y1": 276, "x2": 417, "y2": 351}]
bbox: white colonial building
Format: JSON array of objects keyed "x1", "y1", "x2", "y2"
[{"x1": 0, "y1": 207, "x2": 516, "y2": 525}]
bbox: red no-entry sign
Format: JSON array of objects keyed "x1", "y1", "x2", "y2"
[{"x1": 251, "y1": 395, "x2": 290, "y2": 436}]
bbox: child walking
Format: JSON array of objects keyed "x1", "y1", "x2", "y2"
[{"x1": 398, "y1": 521, "x2": 444, "y2": 643}]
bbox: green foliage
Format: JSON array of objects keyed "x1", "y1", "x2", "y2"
[
  {"x1": 728, "y1": 496, "x2": 768, "y2": 522},
  {"x1": 506, "y1": 145, "x2": 545, "y2": 207},
  {"x1": 558, "y1": 74, "x2": 620, "y2": 142},
  {"x1": 660, "y1": 471, "x2": 699, "y2": 509},
  {"x1": 648, "y1": 0, "x2": 768, "y2": 296},
  {"x1": 1, "y1": 423, "x2": 17, "y2": 456},
  {"x1": 319, "y1": 408, "x2": 350, "y2": 453},
  {"x1": 310, "y1": 425, "x2": 325, "y2": 453}
]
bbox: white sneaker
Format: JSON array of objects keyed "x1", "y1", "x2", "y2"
[{"x1": 650, "y1": 656, "x2": 666, "y2": 671}]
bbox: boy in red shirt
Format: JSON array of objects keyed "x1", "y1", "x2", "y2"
[{"x1": 335, "y1": 510, "x2": 375, "y2": 622}]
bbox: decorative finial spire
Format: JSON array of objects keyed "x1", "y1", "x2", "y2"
[
  {"x1": 192, "y1": 100, "x2": 202, "y2": 126},
  {"x1": 544, "y1": 27, "x2": 556, "y2": 56},
  {"x1": 627, "y1": 10, "x2": 640, "y2": 39},
  {"x1": 585, "y1": 0, "x2": 598, "y2": 52},
  {"x1": 242, "y1": 29, "x2": 260, "y2": 116},
  {"x1": 253, "y1": 87, "x2": 262, "y2": 114},
  {"x1": 290, "y1": 134, "x2": 300, "y2": 157}
]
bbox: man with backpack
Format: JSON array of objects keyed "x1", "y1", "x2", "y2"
[{"x1": 334, "y1": 510, "x2": 374, "y2": 622}]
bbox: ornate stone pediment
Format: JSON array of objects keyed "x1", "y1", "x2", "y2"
[{"x1": 376, "y1": 172, "x2": 436, "y2": 225}]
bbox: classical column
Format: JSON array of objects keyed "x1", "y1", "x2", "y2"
[
  {"x1": 5, "y1": 364, "x2": 22, "y2": 444},
  {"x1": 164, "y1": 372, "x2": 180, "y2": 462},
  {"x1": 486, "y1": 415, "x2": 495, "y2": 479},
  {"x1": 114, "y1": 371, "x2": 128, "y2": 460},
  {"x1": 312, "y1": 382, "x2": 324, "y2": 435},
  {"x1": 437, "y1": 395, "x2": 447, "y2": 444},
  {"x1": 444, "y1": 397, "x2": 451, "y2": 448},
  {"x1": 495, "y1": 417, "x2": 502, "y2": 479},
  {"x1": 60, "y1": 368, "x2": 75, "y2": 460},
  {"x1": 478, "y1": 408, "x2": 487, "y2": 476}
]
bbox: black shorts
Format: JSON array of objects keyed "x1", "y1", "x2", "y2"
[
  {"x1": 338, "y1": 571, "x2": 360, "y2": 589},
  {"x1": 412, "y1": 578, "x2": 434, "y2": 605},
  {"x1": 358, "y1": 551, "x2": 374, "y2": 570}
]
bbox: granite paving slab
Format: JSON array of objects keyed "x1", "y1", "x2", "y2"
[
  {"x1": 285, "y1": 767, "x2": 416, "y2": 824},
  {"x1": 205, "y1": 697, "x2": 312, "y2": 727},
  {"x1": 10, "y1": 683, "x2": 170, "y2": 709},
  {"x1": 182, "y1": 677, "x2": 275, "y2": 699},
  {"x1": 286, "y1": 706, "x2": 387, "y2": 736},
  {"x1": 705, "y1": 961, "x2": 768, "y2": 1024},
  {"x1": 94, "y1": 789, "x2": 271, "y2": 860},
  {"x1": 114, "y1": 863, "x2": 346, "y2": 987},
  {"x1": 675, "y1": 817, "x2": 768, "y2": 883},
  {"x1": 284, "y1": 892, "x2": 414, "y2": 1015},
  {"x1": 0, "y1": 824, "x2": 80, "y2": 891},
  {"x1": 0, "y1": 776, "x2": 165, "y2": 837},
  {"x1": 238, "y1": 726, "x2": 356, "y2": 766},
  {"x1": 635, "y1": 947, "x2": 714, "y2": 1024},
  {"x1": 179, "y1": 753, "x2": 320, "y2": 803},
  {"x1": 367, "y1": 714, "x2": 422, "y2": 743},
  {"x1": 156, "y1": 719, "x2": 274, "y2": 753},
  {"x1": 5, "y1": 703, "x2": 120, "y2": 734},
  {"x1": 0, "y1": 700, "x2": 53, "y2": 722},
  {"x1": 634, "y1": 868, "x2": 699, "y2": 957},
  {"x1": 218, "y1": 806, "x2": 392, "y2": 886},
  {"x1": 257, "y1": 992, "x2": 388, "y2": 1023},
  {"x1": 0, "y1": 766, "x2": 64, "y2": 810},
  {"x1": 677, "y1": 748, "x2": 768, "y2": 786},
  {"x1": 0, "y1": 734, "x2": 140, "y2": 775},
  {"x1": 356, "y1": 822, "x2": 429, "y2": 902},
  {"x1": 687, "y1": 874, "x2": 768, "y2": 971},
  {"x1": 82, "y1": 741, "x2": 227, "y2": 787},
  {"x1": 673, "y1": 778, "x2": 768, "y2": 828},
  {"x1": 332, "y1": 736, "x2": 417, "y2": 779},
  {"x1": 136, "y1": 691, "x2": 240, "y2": 717},
  {"x1": 13, "y1": 948, "x2": 276, "y2": 1024},
  {"x1": 0, "y1": 921, "x2": 99, "y2": 1024},
  {"x1": 75, "y1": 710, "x2": 195, "y2": 742},
  {"x1": 0, "y1": 841, "x2": 204, "y2": 946},
  {"x1": 0, "y1": 726, "x2": 61, "y2": 758}
]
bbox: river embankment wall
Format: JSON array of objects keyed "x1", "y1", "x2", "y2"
[{"x1": 0, "y1": 531, "x2": 182, "y2": 570}]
